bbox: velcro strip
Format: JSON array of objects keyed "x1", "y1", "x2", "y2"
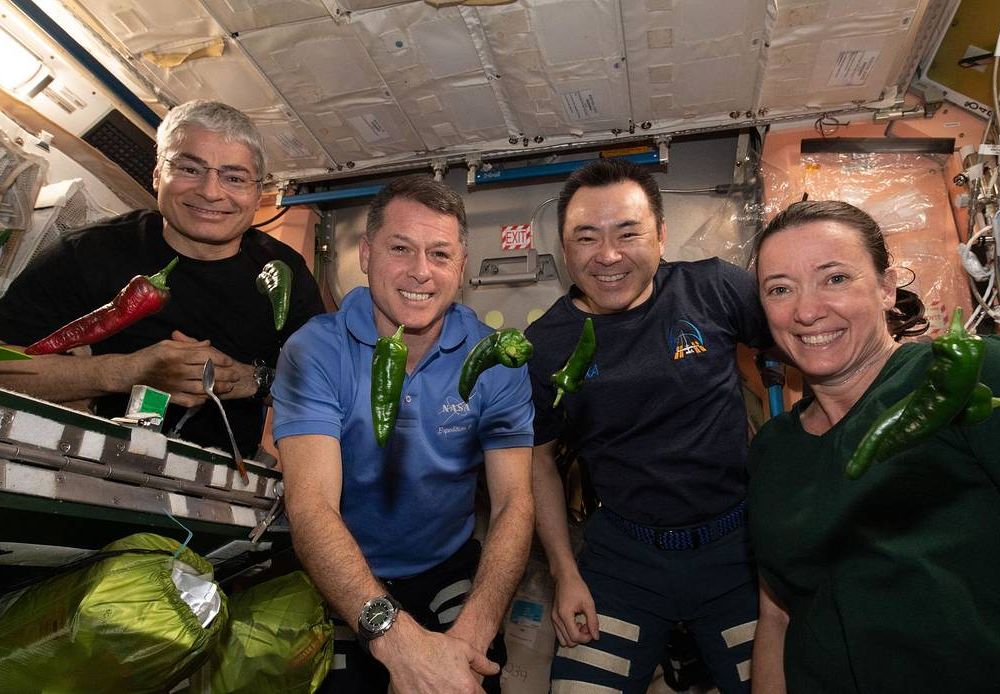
[
  {"x1": 437, "y1": 604, "x2": 463, "y2": 625},
  {"x1": 552, "y1": 680, "x2": 622, "y2": 694},
  {"x1": 722, "y1": 620, "x2": 757, "y2": 648},
  {"x1": 555, "y1": 644, "x2": 630, "y2": 677},
  {"x1": 596, "y1": 614, "x2": 640, "y2": 642},
  {"x1": 737, "y1": 658, "x2": 751, "y2": 682},
  {"x1": 429, "y1": 579, "x2": 472, "y2": 612}
]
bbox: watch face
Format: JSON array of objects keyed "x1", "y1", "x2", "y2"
[{"x1": 361, "y1": 596, "x2": 396, "y2": 633}]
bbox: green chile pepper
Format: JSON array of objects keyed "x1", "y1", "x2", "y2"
[
  {"x1": 846, "y1": 307, "x2": 990, "y2": 479},
  {"x1": 954, "y1": 382, "x2": 1000, "y2": 426},
  {"x1": 551, "y1": 317, "x2": 596, "y2": 407},
  {"x1": 256, "y1": 260, "x2": 292, "y2": 331},
  {"x1": 0, "y1": 229, "x2": 11, "y2": 249},
  {"x1": 371, "y1": 324, "x2": 407, "y2": 447},
  {"x1": 458, "y1": 328, "x2": 534, "y2": 402}
]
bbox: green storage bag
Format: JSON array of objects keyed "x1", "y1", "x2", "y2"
[
  {"x1": 0, "y1": 533, "x2": 227, "y2": 693},
  {"x1": 185, "y1": 570, "x2": 334, "y2": 694}
]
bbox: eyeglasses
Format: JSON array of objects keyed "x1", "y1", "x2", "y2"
[{"x1": 162, "y1": 156, "x2": 262, "y2": 193}]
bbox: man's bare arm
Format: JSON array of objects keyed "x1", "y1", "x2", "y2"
[
  {"x1": 448, "y1": 445, "x2": 534, "y2": 654},
  {"x1": 0, "y1": 331, "x2": 255, "y2": 407},
  {"x1": 279, "y1": 434, "x2": 496, "y2": 693},
  {"x1": 533, "y1": 440, "x2": 599, "y2": 645}
]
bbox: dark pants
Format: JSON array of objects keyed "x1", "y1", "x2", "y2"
[
  {"x1": 319, "y1": 539, "x2": 506, "y2": 694},
  {"x1": 550, "y1": 509, "x2": 758, "y2": 693}
]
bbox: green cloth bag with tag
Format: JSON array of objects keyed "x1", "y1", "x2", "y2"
[
  {"x1": 184, "y1": 570, "x2": 334, "y2": 694},
  {"x1": 0, "y1": 533, "x2": 227, "y2": 693}
]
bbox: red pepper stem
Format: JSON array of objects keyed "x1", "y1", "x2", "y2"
[{"x1": 147, "y1": 257, "x2": 179, "y2": 290}]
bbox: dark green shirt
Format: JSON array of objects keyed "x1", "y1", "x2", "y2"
[{"x1": 749, "y1": 338, "x2": 1000, "y2": 693}]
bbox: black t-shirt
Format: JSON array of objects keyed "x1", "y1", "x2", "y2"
[
  {"x1": 526, "y1": 258, "x2": 771, "y2": 527},
  {"x1": 0, "y1": 210, "x2": 325, "y2": 455}
]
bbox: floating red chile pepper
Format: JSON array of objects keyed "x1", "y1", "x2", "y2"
[{"x1": 25, "y1": 257, "x2": 179, "y2": 356}]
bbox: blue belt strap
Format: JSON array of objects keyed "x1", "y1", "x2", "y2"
[{"x1": 603, "y1": 500, "x2": 747, "y2": 551}]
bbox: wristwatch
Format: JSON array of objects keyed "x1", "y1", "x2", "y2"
[
  {"x1": 357, "y1": 594, "x2": 400, "y2": 652},
  {"x1": 251, "y1": 359, "x2": 275, "y2": 400}
]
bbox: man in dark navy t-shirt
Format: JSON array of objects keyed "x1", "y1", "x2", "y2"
[{"x1": 526, "y1": 159, "x2": 770, "y2": 693}]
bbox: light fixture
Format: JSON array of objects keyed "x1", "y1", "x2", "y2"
[{"x1": 0, "y1": 25, "x2": 51, "y2": 95}]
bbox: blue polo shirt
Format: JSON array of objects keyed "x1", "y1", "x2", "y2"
[{"x1": 272, "y1": 287, "x2": 534, "y2": 578}]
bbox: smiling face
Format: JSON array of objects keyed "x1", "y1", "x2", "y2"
[
  {"x1": 757, "y1": 220, "x2": 898, "y2": 387},
  {"x1": 360, "y1": 196, "x2": 467, "y2": 340},
  {"x1": 561, "y1": 181, "x2": 665, "y2": 314},
  {"x1": 153, "y1": 126, "x2": 261, "y2": 260}
]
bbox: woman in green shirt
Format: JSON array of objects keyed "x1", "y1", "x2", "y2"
[{"x1": 748, "y1": 200, "x2": 1000, "y2": 693}]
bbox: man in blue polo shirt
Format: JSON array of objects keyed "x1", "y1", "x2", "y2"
[{"x1": 271, "y1": 174, "x2": 534, "y2": 694}]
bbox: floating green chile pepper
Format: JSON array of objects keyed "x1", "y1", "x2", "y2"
[
  {"x1": 256, "y1": 260, "x2": 292, "y2": 331},
  {"x1": 954, "y1": 382, "x2": 1000, "y2": 426},
  {"x1": 458, "y1": 328, "x2": 534, "y2": 402},
  {"x1": 551, "y1": 317, "x2": 596, "y2": 408},
  {"x1": 371, "y1": 324, "x2": 407, "y2": 447},
  {"x1": 846, "y1": 307, "x2": 993, "y2": 479}
]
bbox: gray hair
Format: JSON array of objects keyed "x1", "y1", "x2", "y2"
[{"x1": 156, "y1": 100, "x2": 266, "y2": 180}]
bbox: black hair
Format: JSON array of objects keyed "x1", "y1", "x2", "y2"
[{"x1": 557, "y1": 159, "x2": 663, "y2": 240}]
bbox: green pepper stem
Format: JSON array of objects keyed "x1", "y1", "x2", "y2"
[
  {"x1": 147, "y1": 257, "x2": 179, "y2": 290},
  {"x1": 553, "y1": 389, "x2": 564, "y2": 408},
  {"x1": 392, "y1": 324, "x2": 405, "y2": 339},
  {"x1": 947, "y1": 306, "x2": 965, "y2": 335}
]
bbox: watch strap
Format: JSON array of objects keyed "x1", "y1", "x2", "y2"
[
  {"x1": 252, "y1": 359, "x2": 275, "y2": 400},
  {"x1": 357, "y1": 594, "x2": 400, "y2": 653}
]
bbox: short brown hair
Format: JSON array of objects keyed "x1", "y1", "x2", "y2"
[
  {"x1": 754, "y1": 200, "x2": 928, "y2": 340},
  {"x1": 366, "y1": 175, "x2": 468, "y2": 246}
]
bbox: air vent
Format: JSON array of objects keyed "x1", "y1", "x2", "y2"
[{"x1": 82, "y1": 109, "x2": 156, "y2": 196}]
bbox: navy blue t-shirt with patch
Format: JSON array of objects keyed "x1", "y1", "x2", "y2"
[{"x1": 526, "y1": 258, "x2": 770, "y2": 527}]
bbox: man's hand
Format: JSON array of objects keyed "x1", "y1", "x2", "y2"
[
  {"x1": 551, "y1": 570, "x2": 599, "y2": 647},
  {"x1": 447, "y1": 618, "x2": 495, "y2": 660},
  {"x1": 122, "y1": 330, "x2": 252, "y2": 406},
  {"x1": 372, "y1": 612, "x2": 499, "y2": 694},
  {"x1": 173, "y1": 331, "x2": 255, "y2": 400}
]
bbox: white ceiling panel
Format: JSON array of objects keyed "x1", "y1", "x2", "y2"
[
  {"x1": 349, "y1": 3, "x2": 510, "y2": 151},
  {"x1": 200, "y1": 0, "x2": 331, "y2": 33},
  {"x1": 757, "y1": 0, "x2": 930, "y2": 116},
  {"x1": 623, "y1": 0, "x2": 765, "y2": 123},
  {"x1": 238, "y1": 17, "x2": 425, "y2": 164},
  {"x1": 41, "y1": 0, "x2": 943, "y2": 180},
  {"x1": 75, "y1": 0, "x2": 222, "y2": 53},
  {"x1": 478, "y1": 0, "x2": 628, "y2": 137}
]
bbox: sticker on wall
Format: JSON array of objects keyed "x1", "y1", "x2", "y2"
[
  {"x1": 827, "y1": 49, "x2": 880, "y2": 87},
  {"x1": 501, "y1": 224, "x2": 533, "y2": 251},
  {"x1": 562, "y1": 90, "x2": 600, "y2": 121}
]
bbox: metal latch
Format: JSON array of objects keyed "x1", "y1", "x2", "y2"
[
  {"x1": 249, "y1": 481, "x2": 284, "y2": 543},
  {"x1": 468, "y1": 250, "x2": 558, "y2": 286}
]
